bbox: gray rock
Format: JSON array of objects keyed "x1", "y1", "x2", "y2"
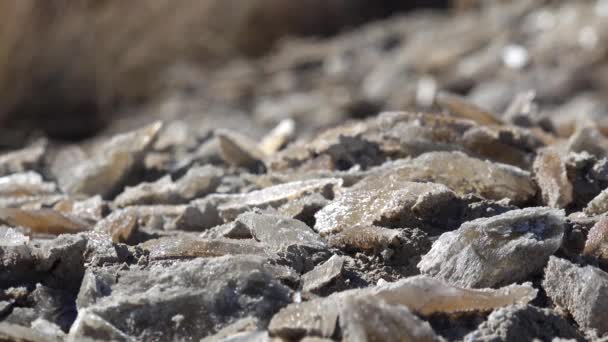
[
  {"x1": 193, "y1": 178, "x2": 341, "y2": 224},
  {"x1": 339, "y1": 296, "x2": 440, "y2": 342},
  {"x1": 71, "y1": 256, "x2": 291, "y2": 340},
  {"x1": 115, "y1": 165, "x2": 222, "y2": 207},
  {"x1": 419, "y1": 207, "x2": 565, "y2": 288},
  {"x1": 314, "y1": 178, "x2": 462, "y2": 236},
  {"x1": 302, "y1": 255, "x2": 345, "y2": 294},
  {"x1": 141, "y1": 237, "x2": 268, "y2": 260},
  {"x1": 464, "y1": 304, "x2": 584, "y2": 342},
  {"x1": 234, "y1": 213, "x2": 328, "y2": 272},
  {"x1": 0, "y1": 139, "x2": 46, "y2": 177},
  {"x1": 543, "y1": 257, "x2": 608, "y2": 335},
  {"x1": 51, "y1": 121, "x2": 163, "y2": 197},
  {"x1": 0, "y1": 322, "x2": 61, "y2": 342}
]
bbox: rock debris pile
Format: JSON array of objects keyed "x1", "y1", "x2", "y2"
[{"x1": 5, "y1": 0, "x2": 608, "y2": 341}]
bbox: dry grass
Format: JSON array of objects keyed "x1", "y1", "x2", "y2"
[{"x1": 0, "y1": 0, "x2": 439, "y2": 138}]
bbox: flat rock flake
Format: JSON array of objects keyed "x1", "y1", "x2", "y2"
[{"x1": 6, "y1": 1, "x2": 608, "y2": 340}]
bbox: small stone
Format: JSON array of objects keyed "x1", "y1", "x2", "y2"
[
  {"x1": 194, "y1": 178, "x2": 341, "y2": 223},
  {"x1": 0, "y1": 139, "x2": 46, "y2": 176},
  {"x1": 464, "y1": 304, "x2": 584, "y2": 342},
  {"x1": 419, "y1": 207, "x2": 565, "y2": 288},
  {"x1": 0, "y1": 322, "x2": 61, "y2": 342},
  {"x1": 301, "y1": 255, "x2": 345, "y2": 294},
  {"x1": 53, "y1": 195, "x2": 107, "y2": 222},
  {"x1": 385, "y1": 151, "x2": 536, "y2": 204},
  {"x1": 217, "y1": 129, "x2": 266, "y2": 171},
  {"x1": 72, "y1": 256, "x2": 291, "y2": 340},
  {"x1": 534, "y1": 147, "x2": 573, "y2": 208},
  {"x1": 583, "y1": 217, "x2": 608, "y2": 265},
  {"x1": 436, "y1": 91, "x2": 503, "y2": 126},
  {"x1": 0, "y1": 226, "x2": 29, "y2": 246},
  {"x1": 0, "y1": 208, "x2": 90, "y2": 235},
  {"x1": 0, "y1": 171, "x2": 56, "y2": 197},
  {"x1": 585, "y1": 188, "x2": 608, "y2": 216},
  {"x1": 94, "y1": 210, "x2": 138, "y2": 244},
  {"x1": 115, "y1": 165, "x2": 222, "y2": 207},
  {"x1": 234, "y1": 213, "x2": 328, "y2": 272},
  {"x1": 314, "y1": 178, "x2": 461, "y2": 236},
  {"x1": 141, "y1": 237, "x2": 268, "y2": 260},
  {"x1": 339, "y1": 296, "x2": 440, "y2": 342},
  {"x1": 370, "y1": 276, "x2": 537, "y2": 315},
  {"x1": 51, "y1": 121, "x2": 163, "y2": 198},
  {"x1": 543, "y1": 257, "x2": 608, "y2": 334},
  {"x1": 276, "y1": 192, "x2": 329, "y2": 227}
]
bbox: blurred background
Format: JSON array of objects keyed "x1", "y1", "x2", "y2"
[{"x1": 0, "y1": 0, "x2": 606, "y2": 144}]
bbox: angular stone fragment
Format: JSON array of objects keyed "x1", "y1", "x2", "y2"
[
  {"x1": 94, "y1": 210, "x2": 138, "y2": 244},
  {"x1": 0, "y1": 172, "x2": 56, "y2": 197},
  {"x1": 53, "y1": 195, "x2": 107, "y2": 222},
  {"x1": 269, "y1": 112, "x2": 542, "y2": 171},
  {"x1": 370, "y1": 276, "x2": 537, "y2": 315},
  {"x1": 0, "y1": 208, "x2": 90, "y2": 235},
  {"x1": 314, "y1": 178, "x2": 461, "y2": 236},
  {"x1": 436, "y1": 91, "x2": 503, "y2": 126},
  {"x1": 115, "y1": 165, "x2": 222, "y2": 207},
  {"x1": 568, "y1": 124, "x2": 608, "y2": 158},
  {"x1": 270, "y1": 276, "x2": 535, "y2": 340},
  {"x1": 141, "y1": 237, "x2": 267, "y2": 260},
  {"x1": 217, "y1": 129, "x2": 266, "y2": 171},
  {"x1": 419, "y1": 207, "x2": 565, "y2": 288},
  {"x1": 276, "y1": 192, "x2": 329, "y2": 226},
  {"x1": 543, "y1": 257, "x2": 608, "y2": 334},
  {"x1": 386, "y1": 151, "x2": 536, "y2": 204},
  {"x1": 72, "y1": 256, "x2": 291, "y2": 340},
  {"x1": 464, "y1": 305, "x2": 584, "y2": 342},
  {"x1": 585, "y1": 188, "x2": 608, "y2": 216},
  {"x1": 0, "y1": 322, "x2": 61, "y2": 342},
  {"x1": 339, "y1": 296, "x2": 440, "y2": 342},
  {"x1": 302, "y1": 255, "x2": 345, "y2": 294},
  {"x1": 327, "y1": 225, "x2": 401, "y2": 252},
  {"x1": 193, "y1": 178, "x2": 341, "y2": 223},
  {"x1": 268, "y1": 293, "x2": 344, "y2": 339},
  {"x1": 234, "y1": 213, "x2": 328, "y2": 272},
  {"x1": 583, "y1": 217, "x2": 608, "y2": 265},
  {"x1": 0, "y1": 139, "x2": 46, "y2": 176},
  {"x1": 533, "y1": 147, "x2": 573, "y2": 208},
  {"x1": 51, "y1": 121, "x2": 163, "y2": 197}
]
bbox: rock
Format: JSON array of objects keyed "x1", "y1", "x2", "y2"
[
  {"x1": 141, "y1": 237, "x2": 268, "y2": 260},
  {"x1": 268, "y1": 293, "x2": 344, "y2": 339},
  {"x1": 34, "y1": 234, "x2": 88, "y2": 293},
  {"x1": 72, "y1": 256, "x2": 291, "y2": 340},
  {"x1": 370, "y1": 276, "x2": 537, "y2": 316},
  {"x1": 53, "y1": 195, "x2": 107, "y2": 222},
  {"x1": 76, "y1": 268, "x2": 116, "y2": 310},
  {"x1": 217, "y1": 129, "x2": 266, "y2": 171},
  {"x1": 0, "y1": 208, "x2": 90, "y2": 235},
  {"x1": 276, "y1": 192, "x2": 329, "y2": 227},
  {"x1": 565, "y1": 152, "x2": 608, "y2": 210},
  {"x1": 0, "y1": 322, "x2": 61, "y2": 342},
  {"x1": 314, "y1": 178, "x2": 462, "y2": 236},
  {"x1": 0, "y1": 171, "x2": 57, "y2": 197},
  {"x1": 233, "y1": 213, "x2": 328, "y2": 272},
  {"x1": 585, "y1": 188, "x2": 608, "y2": 216},
  {"x1": 0, "y1": 139, "x2": 46, "y2": 176},
  {"x1": 327, "y1": 225, "x2": 401, "y2": 252},
  {"x1": 543, "y1": 257, "x2": 608, "y2": 334},
  {"x1": 464, "y1": 305, "x2": 584, "y2": 342},
  {"x1": 419, "y1": 207, "x2": 565, "y2": 288},
  {"x1": 0, "y1": 226, "x2": 29, "y2": 246},
  {"x1": 270, "y1": 275, "x2": 536, "y2": 340},
  {"x1": 269, "y1": 112, "x2": 542, "y2": 171},
  {"x1": 533, "y1": 147, "x2": 573, "y2": 208},
  {"x1": 51, "y1": 121, "x2": 163, "y2": 197},
  {"x1": 583, "y1": 217, "x2": 608, "y2": 265},
  {"x1": 193, "y1": 178, "x2": 341, "y2": 223},
  {"x1": 382, "y1": 151, "x2": 536, "y2": 205},
  {"x1": 301, "y1": 255, "x2": 346, "y2": 294},
  {"x1": 115, "y1": 165, "x2": 222, "y2": 206},
  {"x1": 436, "y1": 91, "x2": 503, "y2": 126},
  {"x1": 339, "y1": 296, "x2": 440, "y2": 342},
  {"x1": 94, "y1": 210, "x2": 138, "y2": 244}
]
